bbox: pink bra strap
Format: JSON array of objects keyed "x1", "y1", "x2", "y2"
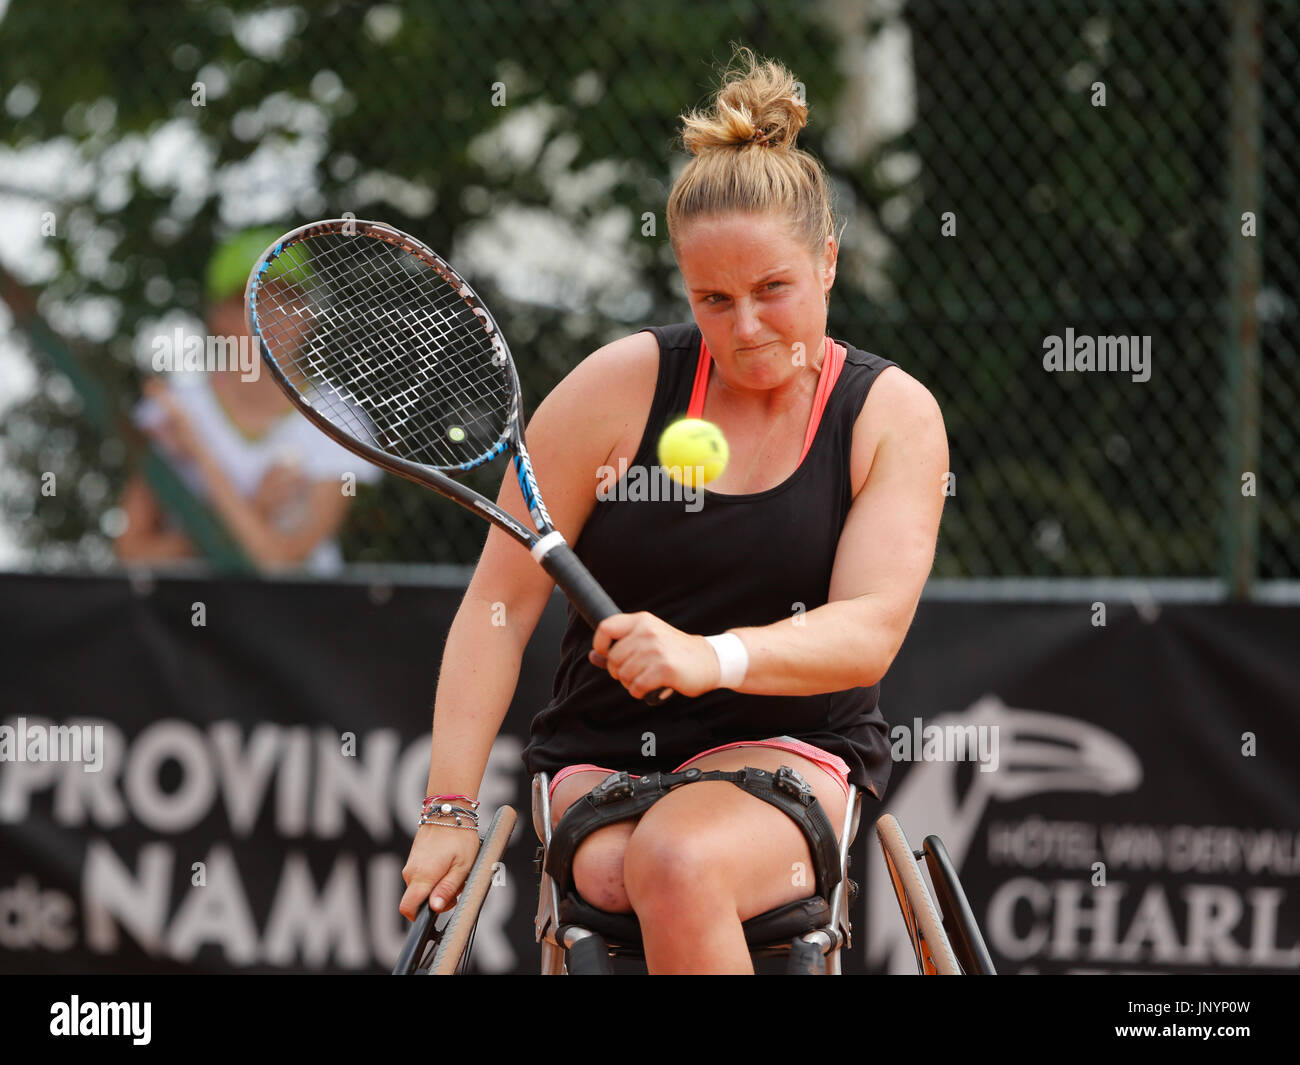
[{"x1": 689, "y1": 335, "x2": 846, "y2": 464}]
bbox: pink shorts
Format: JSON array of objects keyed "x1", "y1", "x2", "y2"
[{"x1": 547, "y1": 735, "x2": 851, "y2": 803}]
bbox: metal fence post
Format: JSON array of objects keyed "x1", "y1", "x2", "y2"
[{"x1": 1223, "y1": 0, "x2": 1263, "y2": 600}]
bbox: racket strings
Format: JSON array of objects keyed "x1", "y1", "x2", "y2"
[
  {"x1": 314, "y1": 239, "x2": 505, "y2": 465},
  {"x1": 251, "y1": 232, "x2": 514, "y2": 470}
]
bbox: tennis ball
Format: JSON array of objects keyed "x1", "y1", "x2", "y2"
[
  {"x1": 448, "y1": 426, "x2": 466, "y2": 443},
  {"x1": 658, "y1": 418, "x2": 729, "y2": 486}
]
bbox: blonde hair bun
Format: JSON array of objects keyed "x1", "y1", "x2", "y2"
[
  {"x1": 680, "y1": 46, "x2": 808, "y2": 154},
  {"x1": 666, "y1": 45, "x2": 837, "y2": 264}
]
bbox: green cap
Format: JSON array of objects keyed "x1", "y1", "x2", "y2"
[{"x1": 205, "y1": 226, "x2": 292, "y2": 303}]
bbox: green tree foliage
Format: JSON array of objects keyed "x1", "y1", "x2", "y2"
[
  {"x1": 0, "y1": 0, "x2": 841, "y2": 567},
  {"x1": 3, "y1": 1, "x2": 1295, "y2": 580}
]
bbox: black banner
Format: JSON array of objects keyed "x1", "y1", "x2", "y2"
[{"x1": 2, "y1": 574, "x2": 1297, "y2": 974}]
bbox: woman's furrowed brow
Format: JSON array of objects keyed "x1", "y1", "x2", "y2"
[{"x1": 688, "y1": 267, "x2": 791, "y2": 293}]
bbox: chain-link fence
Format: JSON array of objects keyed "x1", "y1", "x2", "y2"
[{"x1": 0, "y1": 0, "x2": 1295, "y2": 589}]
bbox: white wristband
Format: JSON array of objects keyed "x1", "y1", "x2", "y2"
[{"x1": 705, "y1": 633, "x2": 748, "y2": 689}]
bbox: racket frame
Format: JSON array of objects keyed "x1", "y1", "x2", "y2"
[
  {"x1": 244, "y1": 218, "x2": 668, "y2": 702},
  {"x1": 244, "y1": 218, "x2": 544, "y2": 547}
]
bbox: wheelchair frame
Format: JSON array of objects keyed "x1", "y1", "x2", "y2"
[
  {"x1": 394, "y1": 770, "x2": 996, "y2": 975},
  {"x1": 875, "y1": 812, "x2": 1000, "y2": 974}
]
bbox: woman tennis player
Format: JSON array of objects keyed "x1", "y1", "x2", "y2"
[{"x1": 400, "y1": 47, "x2": 948, "y2": 974}]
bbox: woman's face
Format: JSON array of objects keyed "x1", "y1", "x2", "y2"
[{"x1": 676, "y1": 211, "x2": 836, "y2": 393}]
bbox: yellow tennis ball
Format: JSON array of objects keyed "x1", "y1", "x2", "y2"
[{"x1": 658, "y1": 418, "x2": 729, "y2": 486}]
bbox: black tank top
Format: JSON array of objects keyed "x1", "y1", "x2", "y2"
[{"x1": 521, "y1": 321, "x2": 897, "y2": 799}]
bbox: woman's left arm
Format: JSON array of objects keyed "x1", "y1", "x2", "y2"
[{"x1": 592, "y1": 370, "x2": 949, "y2": 699}]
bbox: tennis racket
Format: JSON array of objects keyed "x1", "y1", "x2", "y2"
[{"x1": 243, "y1": 218, "x2": 671, "y2": 705}]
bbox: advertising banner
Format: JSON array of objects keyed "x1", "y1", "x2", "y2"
[{"x1": 2, "y1": 575, "x2": 1296, "y2": 974}]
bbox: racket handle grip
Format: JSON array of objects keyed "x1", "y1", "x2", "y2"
[{"x1": 538, "y1": 539, "x2": 673, "y2": 706}]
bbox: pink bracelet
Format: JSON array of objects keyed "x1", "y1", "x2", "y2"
[{"x1": 423, "y1": 794, "x2": 480, "y2": 813}]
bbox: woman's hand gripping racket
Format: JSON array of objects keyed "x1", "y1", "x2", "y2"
[{"x1": 244, "y1": 218, "x2": 671, "y2": 705}]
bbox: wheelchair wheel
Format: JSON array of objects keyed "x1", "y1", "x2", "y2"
[
  {"x1": 921, "y1": 834, "x2": 997, "y2": 975},
  {"x1": 875, "y1": 814, "x2": 960, "y2": 975},
  {"x1": 392, "y1": 804, "x2": 517, "y2": 975}
]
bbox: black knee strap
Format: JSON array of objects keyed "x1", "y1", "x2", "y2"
[{"x1": 544, "y1": 765, "x2": 841, "y2": 902}]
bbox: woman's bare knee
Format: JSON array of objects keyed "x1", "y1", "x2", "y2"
[
  {"x1": 623, "y1": 793, "x2": 740, "y2": 919},
  {"x1": 622, "y1": 769, "x2": 839, "y2": 924}
]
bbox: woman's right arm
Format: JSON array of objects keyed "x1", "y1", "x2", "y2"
[{"x1": 398, "y1": 329, "x2": 660, "y2": 921}]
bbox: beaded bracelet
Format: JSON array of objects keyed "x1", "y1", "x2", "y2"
[
  {"x1": 424, "y1": 794, "x2": 480, "y2": 811},
  {"x1": 419, "y1": 818, "x2": 481, "y2": 833},
  {"x1": 418, "y1": 802, "x2": 480, "y2": 830}
]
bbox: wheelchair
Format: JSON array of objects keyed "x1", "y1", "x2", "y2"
[{"x1": 394, "y1": 769, "x2": 995, "y2": 975}]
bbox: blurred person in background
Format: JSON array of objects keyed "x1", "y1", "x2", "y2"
[{"x1": 113, "y1": 228, "x2": 380, "y2": 573}]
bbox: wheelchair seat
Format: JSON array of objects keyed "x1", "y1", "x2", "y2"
[{"x1": 557, "y1": 892, "x2": 834, "y2": 951}]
